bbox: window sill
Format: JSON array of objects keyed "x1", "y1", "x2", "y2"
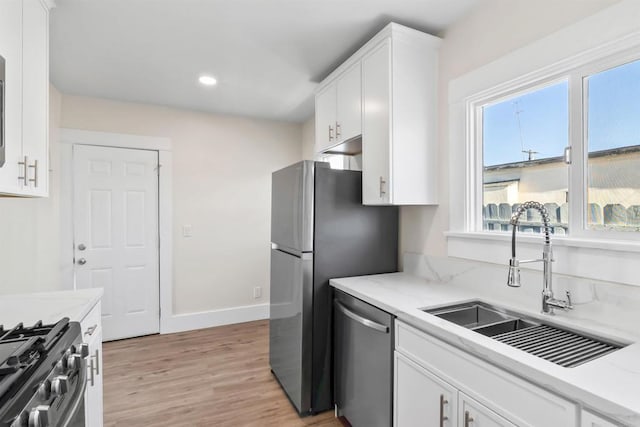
[{"x1": 445, "y1": 231, "x2": 640, "y2": 254}]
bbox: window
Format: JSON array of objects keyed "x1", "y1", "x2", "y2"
[
  {"x1": 585, "y1": 59, "x2": 640, "y2": 232},
  {"x1": 473, "y1": 52, "x2": 640, "y2": 238},
  {"x1": 482, "y1": 81, "x2": 569, "y2": 234}
]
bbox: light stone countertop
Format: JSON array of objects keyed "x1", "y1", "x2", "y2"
[
  {"x1": 0, "y1": 288, "x2": 103, "y2": 327},
  {"x1": 330, "y1": 255, "x2": 640, "y2": 426}
]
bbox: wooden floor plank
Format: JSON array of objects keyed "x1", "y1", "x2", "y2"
[{"x1": 103, "y1": 320, "x2": 343, "y2": 426}]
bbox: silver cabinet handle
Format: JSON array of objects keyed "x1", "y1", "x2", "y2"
[
  {"x1": 336, "y1": 122, "x2": 341, "y2": 139},
  {"x1": 87, "y1": 349, "x2": 100, "y2": 387},
  {"x1": 328, "y1": 125, "x2": 334, "y2": 141},
  {"x1": 77, "y1": 243, "x2": 86, "y2": 251},
  {"x1": 88, "y1": 357, "x2": 95, "y2": 387},
  {"x1": 18, "y1": 156, "x2": 28, "y2": 185},
  {"x1": 464, "y1": 411, "x2": 474, "y2": 427},
  {"x1": 77, "y1": 258, "x2": 87, "y2": 265},
  {"x1": 28, "y1": 159, "x2": 38, "y2": 188},
  {"x1": 379, "y1": 176, "x2": 386, "y2": 197},
  {"x1": 334, "y1": 301, "x2": 389, "y2": 333},
  {"x1": 440, "y1": 394, "x2": 449, "y2": 427},
  {"x1": 84, "y1": 325, "x2": 97, "y2": 336}
]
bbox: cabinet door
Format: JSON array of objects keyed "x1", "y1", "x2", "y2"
[
  {"x1": 314, "y1": 83, "x2": 337, "y2": 154},
  {"x1": 21, "y1": 0, "x2": 48, "y2": 196},
  {"x1": 0, "y1": 0, "x2": 24, "y2": 195},
  {"x1": 395, "y1": 352, "x2": 457, "y2": 427},
  {"x1": 362, "y1": 39, "x2": 391, "y2": 205},
  {"x1": 85, "y1": 324, "x2": 104, "y2": 427},
  {"x1": 581, "y1": 410, "x2": 619, "y2": 427},
  {"x1": 335, "y1": 62, "x2": 361, "y2": 143},
  {"x1": 459, "y1": 393, "x2": 516, "y2": 427}
]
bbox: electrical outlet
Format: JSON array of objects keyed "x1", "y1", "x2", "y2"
[
  {"x1": 253, "y1": 287, "x2": 262, "y2": 299},
  {"x1": 182, "y1": 224, "x2": 193, "y2": 237}
]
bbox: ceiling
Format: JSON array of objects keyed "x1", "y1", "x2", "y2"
[{"x1": 50, "y1": 0, "x2": 478, "y2": 123}]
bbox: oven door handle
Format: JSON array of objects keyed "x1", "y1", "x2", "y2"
[{"x1": 58, "y1": 357, "x2": 88, "y2": 427}]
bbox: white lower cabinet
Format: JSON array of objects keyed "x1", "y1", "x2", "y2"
[
  {"x1": 79, "y1": 302, "x2": 104, "y2": 427},
  {"x1": 394, "y1": 320, "x2": 577, "y2": 427},
  {"x1": 395, "y1": 351, "x2": 514, "y2": 427},
  {"x1": 458, "y1": 393, "x2": 516, "y2": 427},
  {"x1": 581, "y1": 410, "x2": 619, "y2": 427},
  {"x1": 395, "y1": 352, "x2": 457, "y2": 426}
]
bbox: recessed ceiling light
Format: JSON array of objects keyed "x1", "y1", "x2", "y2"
[{"x1": 198, "y1": 75, "x2": 217, "y2": 86}]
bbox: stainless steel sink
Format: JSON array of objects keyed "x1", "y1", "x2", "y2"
[
  {"x1": 427, "y1": 302, "x2": 513, "y2": 329},
  {"x1": 424, "y1": 301, "x2": 626, "y2": 368}
]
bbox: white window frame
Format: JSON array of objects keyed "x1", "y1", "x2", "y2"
[
  {"x1": 465, "y1": 42, "x2": 640, "y2": 241},
  {"x1": 446, "y1": 1, "x2": 640, "y2": 286},
  {"x1": 467, "y1": 46, "x2": 640, "y2": 242}
]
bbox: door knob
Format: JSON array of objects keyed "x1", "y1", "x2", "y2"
[
  {"x1": 77, "y1": 258, "x2": 87, "y2": 265},
  {"x1": 78, "y1": 243, "x2": 86, "y2": 251}
]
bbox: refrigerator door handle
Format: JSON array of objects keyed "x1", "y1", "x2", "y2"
[
  {"x1": 271, "y1": 243, "x2": 313, "y2": 260},
  {"x1": 335, "y1": 301, "x2": 389, "y2": 333}
]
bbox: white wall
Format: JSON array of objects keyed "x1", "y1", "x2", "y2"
[
  {"x1": 301, "y1": 116, "x2": 315, "y2": 160},
  {"x1": 59, "y1": 95, "x2": 302, "y2": 315},
  {"x1": 399, "y1": 0, "x2": 620, "y2": 260},
  {"x1": 0, "y1": 85, "x2": 63, "y2": 295}
]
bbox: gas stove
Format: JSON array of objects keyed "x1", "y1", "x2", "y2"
[{"x1": 0, "y1": 318, "x2": 87, "y2": 427}]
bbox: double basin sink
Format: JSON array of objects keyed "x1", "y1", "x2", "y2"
[{"x1": 424, "y1": 301, "x2": 625, "y2": 368}]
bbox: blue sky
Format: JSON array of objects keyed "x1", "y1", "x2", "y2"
[{"x1": 483, "y1": 59, "x2": 640, "y2": 167}]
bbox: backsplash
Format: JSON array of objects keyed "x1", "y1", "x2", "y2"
[{"x1": 402, "y1": 252, "x2": 640, "y2": 342}]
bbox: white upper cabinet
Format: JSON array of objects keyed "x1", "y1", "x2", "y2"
[
  {"x1": 362, "y1": 39, "x2": 391, "y2": 205},
  {"x1": 0, "y1": 0, "x2": 51, "y2": 197},
  {"x1": 0, "y1": 0, "x2": 25, "y2": 195},
  {"x1": 362, "y1": 25, "x2": 441, "y2": 205},
  {"x1": 315, "y1": 82, "x2": 337, "y2": 153},
  {"x1": 314, "y1": 23, "x2": 441, "y2": 205},
  {"x1": 21, "y1": 0, "x2": 49, "y2": 196},
  {"x1": 335, "y1": 62, "x2": 362, "y2": 144},
  {"x1": 314, "y1": 61, "x2": 362, "y2": 154}
]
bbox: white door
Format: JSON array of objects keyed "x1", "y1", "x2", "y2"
[
  {"x1": 458, "y1": 392, "x2": 517, "y2": 427},
  {"x1": 394, "y1": 352, "x2": 457, "y2": 427},
  {"x1": 336, "y1": 61, "x2": 362, "y2": 143},
  {"x1": 73, "y1": 144, "x2": 160, "y2": 341},
  {"x1": 314, "y1": 83, "x2": 337, "y2": 154},
  {"x1": 362, "y1": 39, "x2": 391, "y2": 205},
  {"x1": 85, "y1": 324, "x2": 103, "y2": 427},
  {"x1": 21, "y1": 0, "x2": 49, "y2": 196},
  {"x1": 0, "y1": 0, "x2": 24, "y2": 195}
]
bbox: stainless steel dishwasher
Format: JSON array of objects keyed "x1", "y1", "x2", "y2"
[{"x1": 334, "y1": 289, "x2": 394, "y2": 426}]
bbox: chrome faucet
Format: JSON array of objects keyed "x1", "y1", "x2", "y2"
[{"x1": 507, "y1": 201, "x2": 573, "y2": 314}]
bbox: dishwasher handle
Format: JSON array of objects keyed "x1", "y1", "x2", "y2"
[{"x1": 335, "y1": 300, "x2": 389, "y2": 333}]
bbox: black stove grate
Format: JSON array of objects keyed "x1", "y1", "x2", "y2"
[{"x1": 0, "y1": 318, "x2": 70, "y2": 407}]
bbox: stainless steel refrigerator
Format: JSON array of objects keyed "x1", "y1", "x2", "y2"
[{"x1": 269, "y1": 160, "x2": 398, "y2": 416}]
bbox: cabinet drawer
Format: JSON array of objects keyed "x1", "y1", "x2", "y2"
[
  {"x1": 80, "y1": 302, "x2": 101, "y2": 340},
  {"x1": 395, "y1": 321, "x2": 576, "y2": 427}
]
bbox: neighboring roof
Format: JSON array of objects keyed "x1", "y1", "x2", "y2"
[{"x1": 485, "y1": 144, "x2": 640, "y2": 171}]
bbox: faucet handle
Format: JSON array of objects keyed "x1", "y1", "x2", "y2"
[{"x1": 565, "y1": 291, "x2": 573, "y2": 309}]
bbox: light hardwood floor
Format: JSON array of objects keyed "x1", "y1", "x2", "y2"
[{"x1": 103, "y1": 320, "x2": 344, "y2": 427}]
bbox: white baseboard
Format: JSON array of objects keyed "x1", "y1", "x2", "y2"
[{"x1": 160, "y1": 303, "x2": 270, "y2": 334}]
